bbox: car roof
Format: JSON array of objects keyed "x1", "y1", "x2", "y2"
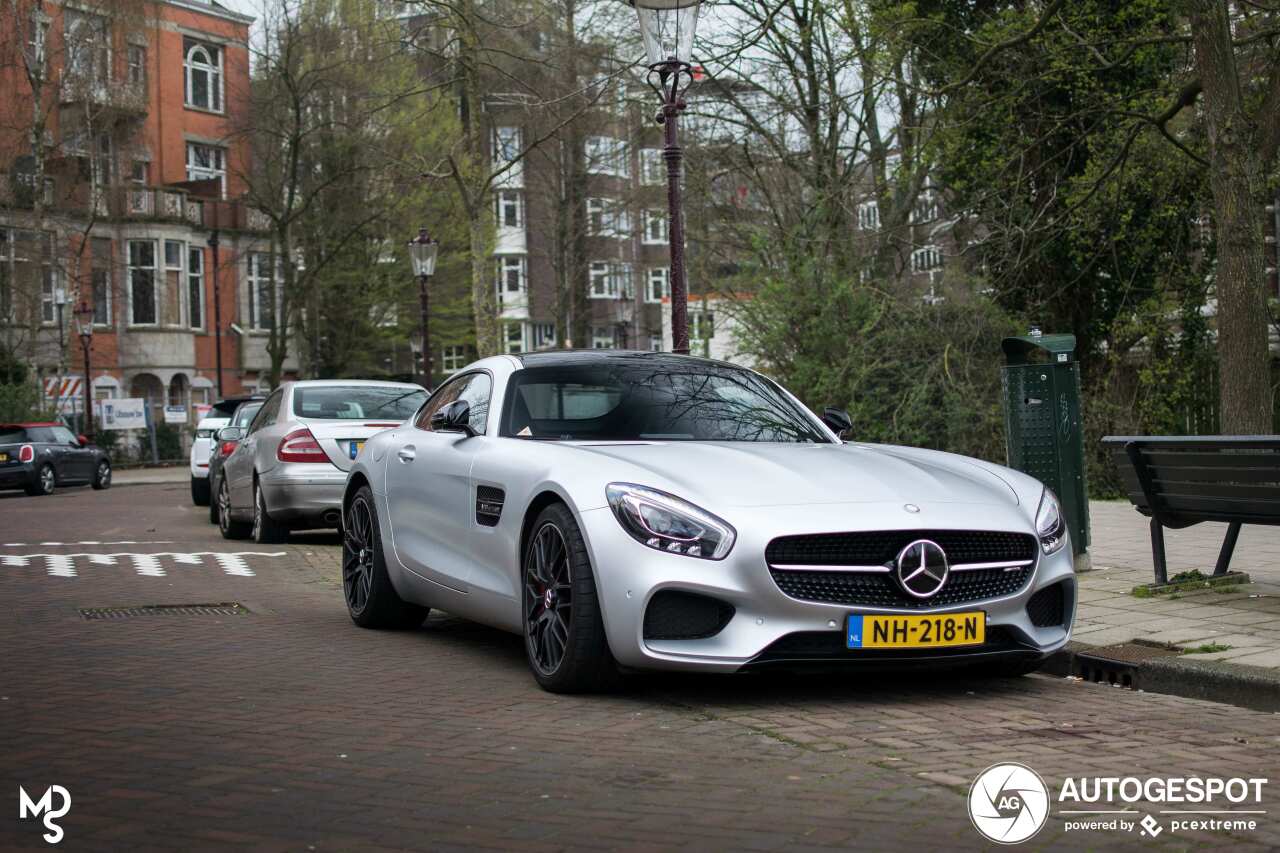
[
  {"x1": 513, "y1": 349, "x2": 739, "y2": 371},
  {"x1": 283, "y1": 379, "x2": 426, "y2": 389}
]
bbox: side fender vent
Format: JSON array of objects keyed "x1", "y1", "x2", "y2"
[{"x1": 476, "y1": 485, "x2": 505, "y2": 527}]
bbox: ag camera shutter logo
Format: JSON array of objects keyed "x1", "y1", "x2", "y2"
[{"x1": 969, "y1": 763, "x2": 1050, "y2": 844}]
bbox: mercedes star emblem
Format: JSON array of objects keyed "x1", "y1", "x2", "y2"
[{"x1": 895, "y1": 539, "x2": 949, "y2": 599}]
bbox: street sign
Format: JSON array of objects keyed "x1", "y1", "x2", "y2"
[
  {"x1": 101, "y1": 398, "x2": 148, "y2": 430},
  {"x1": 164, "y1": 405, "x2": 188, "y2": 424}
]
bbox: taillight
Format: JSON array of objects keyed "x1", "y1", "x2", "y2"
[
  {"x1": 19, "y1": 444, "x2": 34, "y2": 463},
  {"x1": 219, "y1": 440, "x2": 238, "y2": 457},
  {"x1": 277, "y1": 428, "x2": 328, "y2": 463}
]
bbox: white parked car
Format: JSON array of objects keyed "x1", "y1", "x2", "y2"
[{"x1": 190, "y1": 395, "x2": 264, "y2": 505}]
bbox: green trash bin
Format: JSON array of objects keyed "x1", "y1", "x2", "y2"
[{"x1": 1001, "y1": 331, "x2": 1090, "y2": 562}]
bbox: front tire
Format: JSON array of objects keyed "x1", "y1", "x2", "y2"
[
  {"x1": 92, "y1": 460, "x2": 111, "y2": 490},
  {"x1": 191, "y1": 475, "x2": 210, "y2": 506},
  {"x1": 251, "y1": 479, "x2": 288, "y2": 544},
  {"x1": 343, "y1": 486, "x2": 427, "y2": 629},
  {"x1": 25, "y1": 464, "x2": 55, "y2": 497},
  {"x1": 521, "y1": 502, "x2": 618, "y2": 693}
]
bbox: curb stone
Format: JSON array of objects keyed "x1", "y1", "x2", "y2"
[{"x1": 1045, "y1": 641, "x2": 1280, "y2": 713}]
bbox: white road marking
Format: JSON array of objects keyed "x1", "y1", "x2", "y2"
[
  {"x1": 0, "y1": 552, "x2": 286, "y2": 577},
  {"x1": 1, "y1": 540, "x2": 175, "y2": 547}
]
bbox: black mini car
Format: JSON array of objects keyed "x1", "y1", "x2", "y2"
[{"x1": 0, "y1": 423, "x2": 112, "y2": 496}]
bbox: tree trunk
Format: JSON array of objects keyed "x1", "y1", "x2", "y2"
[{"x1": 1190, "y1": 0, "x2": 1274, "y2": 434}]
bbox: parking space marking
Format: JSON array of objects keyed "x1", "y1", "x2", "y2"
[{"x1": 0, "y1": 552, "x2": 286, "y2": 577}]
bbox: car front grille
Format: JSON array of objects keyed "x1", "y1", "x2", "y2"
[{"x1": 766, "y1": 530, "x2": 1037, "y2": 609}]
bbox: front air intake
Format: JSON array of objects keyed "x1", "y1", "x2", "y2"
[
  {"x1": 1026, "y1": 582, "x2": 1067, "y2": 628},
  {"x1": 642, "y1": 590, "x2": 734, "y2": 640}
]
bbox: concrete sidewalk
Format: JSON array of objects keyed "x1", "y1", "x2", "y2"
[
  {"x1": 113, "y1": 465, "x2": 189, "y2": 486},
  {"x1": 1076, "y1": 500, "x2": 1280, "y2": 669}
]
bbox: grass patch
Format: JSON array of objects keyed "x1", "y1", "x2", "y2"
[
  {"x1": 1182, "y1": 643, "x2": 1233, "y2": 655},
  {"x1": 1130, "y1": 569, "x2": 1249, "y2": 598}
]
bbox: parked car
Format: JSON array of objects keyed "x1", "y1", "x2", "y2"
[
  {"x1": 207, "y1": 399, "x2": 265, "y2": 525},
  {"x1": 341, "y1": 351, "x2": 1076, "y2": 693},
  {"x1": 190, "y1": 395, "x2": 264, "y2": 506},
  {"x1": 0, "y1": 423, "x2": 112, "y2": 496},
  {"x1": 218, "y1": 380, "x2": 426, "y2": 543}
]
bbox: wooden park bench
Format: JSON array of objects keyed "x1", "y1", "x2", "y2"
[{"x1": 1102, "y1": 436, "x2": 1280, "y2": 584}]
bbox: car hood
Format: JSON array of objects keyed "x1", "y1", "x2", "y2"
[{"x1": 568, "y1": 441, "x2": 1020, "y2": 508}]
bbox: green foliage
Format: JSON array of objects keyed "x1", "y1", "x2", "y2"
[
  {"x1": 0, "y1": 349, "x2": 51, "y2": 422},
  {"x1": 153, "y1": 422, "x2": 183, "y2": 462},
  {"x1": 732, "y1": 251, "x2": 1021, "y2": 462}
]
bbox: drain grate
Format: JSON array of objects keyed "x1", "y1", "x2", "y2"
[
  {"x1": 1073, "y1": 642, "x2": 1180, "y2": 689},
  {"x1": 79, "y1": 602, "x2": 250, "y2": 620}
]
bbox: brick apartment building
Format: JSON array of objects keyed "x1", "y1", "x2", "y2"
[{"x1": 0, "y1": 0, "x2": 289, "y2": 433}]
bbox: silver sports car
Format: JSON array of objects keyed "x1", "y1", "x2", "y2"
[{"x1": 342, "y1": 351, "x2": 1075, "y2": 692}]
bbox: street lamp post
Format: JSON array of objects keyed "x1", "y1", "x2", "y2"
[
  {"x1": 407, "y1": 228, "x2": 439, "y2": 389},
  {"x1": 72, "y1": 300, "x2": 94, "y2": 440},
  {"x1": 629, "y1": 0, "x2": 702, "y2": 355},
  {"x1": 208, "y1": 229, "x2": 224, "y2": 398}
]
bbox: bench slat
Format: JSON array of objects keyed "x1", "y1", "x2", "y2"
[
  {"x1": 1153, "y1": 480, "x2": 1280, "y2": 500},
  {"x1": 1147, "y1": 465, "x2": 1280, "y2": 484},
  {"x1": 1140, "y1": 451, "x2": 1280, "y2": 469},
  {"x1": 1160, "y1": 493, "x2": 1280, "y2": 516}
]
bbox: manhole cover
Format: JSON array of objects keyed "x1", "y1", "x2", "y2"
[
  {"x1": 79, "y1": 603, "x2": 250, "y2": 620},
  {"x1": 1074, "y1": 643, "x2": 1179, "y2": 689},
  {"x1": 1084, "y1": 643, "x2": 1180, "y2": 663}
]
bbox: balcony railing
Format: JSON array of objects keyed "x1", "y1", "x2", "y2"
[
  {"x1": 60, "y1": 185, "x2": 270, "y2": 233},
  {"x1": 59, "y1": 74, "x2": 148, "y2": 116}
]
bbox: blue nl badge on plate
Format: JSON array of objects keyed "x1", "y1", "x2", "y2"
[{"x1": 846, "y1": 614, "x2": 864, "y2": 649}]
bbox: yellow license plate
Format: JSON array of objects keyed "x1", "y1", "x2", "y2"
[
  {"x1": 847, "y1": 612, "x2": 985, "y2": 649},
  {"x1": 0, "y1": 452, "x2": 7, "y2": 463},
  {"x1": 348, "y1": 441, "x2": 365, "y2": 460}
]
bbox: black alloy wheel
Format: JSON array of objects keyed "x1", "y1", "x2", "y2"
[
  {"x1": 26, "y1": 464, "x2": 55, "y2": 497},
  {"x1": 92, "y1": 460, "x2": 111, "y2": 490},
  {"x1": 219, "y1": 478, "x2": 251, "y2": 539},
  {"x1": 524, "y1": 521, "x2": 573, "y2": 677},
  {"x1": 341, "y1": 486, "x2": 427, "y2": 629}
]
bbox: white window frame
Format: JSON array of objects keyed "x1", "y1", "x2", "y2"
[
  {"x1": 188, "y1": 246, "x2": 204, "y2": 330},
  {"x1": 247, "y1": 252, "x2": 277, "y2": 330},
  {"x1": 911, "y1": 244, "x2": 944, "y2": 273},
  {"x1": 127, "y1": 43, "x2": 146, "y2": 87},
  {"x1": 648, "y1": 332, "x2": 663, "y2": 352},
  {"x1": 441, "y1": 345, "x2": 467, "y2": 373},
  {"x1": 493, "y1": 126, "x2": 522, "y2": 163},
  {"x1": 504, "y1": 321, "x2": 525, "y2": 354},
  {"x1": 65, "y1": 11, "x2": 109, "y2": 84},
  {"x1": 495, "y1": 256, "x2": 527, "y2": 307},
  {"x1": 585, "y1": 136, "x2": 629, "y2": 178},
  {"x1": 640, "y1": 148, "x2": 664, "y2": 185},
  {"x1": 858, "y1": 200, "x2": 880, "y2": 231},
  {"x1": 586, "y1": 198, "x2": 630, "y2": 239},
  {"x1": 645, "y1": 267, "x2": 670, "y2": 303},
  {"x1": 186, "y1": 143, "x2": 226, "y2": 198},
  {"x1": 90, "y1": 237, "x2": 111, "y2": 327},
  {"x1": 591, "y1": 326, "x2": 616, "y2": 349},
  {"x1": 163, "y1": 239, "x2": 186, "y2": 327},
  {"x1": 589, "y1": 261, "x2": 632, "y2": 299},
  {"x1": 494, "y1": 190, "x2": 524, "y2": 229},
  {"x1": 690, "y1": 311, "x2": 714, "y2": 341},
  {"x1": 532, "y1": 322, "x2": 555, "y2": 349},
  {"x1": 642, "y1": 210, "x2": 668, "y2": 245},
  {"x1": 184, "y1": 39, "x2": 223, "y2": 113},
  {"x1": 911, "y1": 192, "x2": 939, "y2": 225},
  {"x1": 127, "y1": 239, "x2": 158, "y2": 326}
]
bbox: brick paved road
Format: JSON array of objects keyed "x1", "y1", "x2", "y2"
[{"x1": 1, "y1": 484, "x2": 1278, "y2": 851}]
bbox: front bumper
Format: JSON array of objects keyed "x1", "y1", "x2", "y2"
[
  {"x1": 259, "y1": 465, "x2": 347, "y2": 528},
  {"x1": 576, "y1": 500, "x2": 1076, "y2": 673}
]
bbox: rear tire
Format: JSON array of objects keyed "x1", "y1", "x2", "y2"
[
  {"x1": 208, "y1": 475, "x2": 221, "y2": 524},
  {"x1": 521, "y1": 502, "x2": 618, "y2": 693},
  {"x1": 91, "y1": 460, "x2": 111, "y2": 490},
  {"x1": 251, "y1": 479, "x2": 288, "y2": 544},
  {"x1": 342, "y1": 485, "x2": 428, "y2": 629},
  {"x1": 218, "y1": 477, "x2": 251, "y2": 540},
  {"x1": 191, "y1": 475, "x2": 210, "y2": 506},
  {"x1": 25, "y1": 464, "x2": 55, "y2": 497}
]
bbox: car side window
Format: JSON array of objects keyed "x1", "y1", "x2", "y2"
[
  {"x1": 28, "y1": 427, "x2": 55, "y2": 443},
  {"x1": 458, "y1": 374, "x2": 493, "y2": 435},
  {"x1": 413, "y1": 376, "x2": 468, "y2": 431},
  {"x1": 248, "y1": 392, "x2": 281, "y2": 435},
  {"x1": 51, "y1": 426, "x2": 79, "y2": 446}
]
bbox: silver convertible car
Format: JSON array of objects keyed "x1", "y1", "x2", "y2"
[{"x1": 342, "y1": 351, "x2": 1075, "y2": 692}]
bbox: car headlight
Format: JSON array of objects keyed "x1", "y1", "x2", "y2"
[
  {"x1": 605, "y1": 483, "x2": 736, "y2": 560},
  {"x1": 1036, "y1": 489, "x2": 1067, "y2": 555}
]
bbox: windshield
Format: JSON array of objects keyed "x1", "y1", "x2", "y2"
[
  {"x1": 293, "y1": 386, "x2": 426, "y2": 421},
  {"x1": 233, "y1": 403, "x2": 263, "y2": 427},
  {"x1": 501, "y1": 362, "x2": 829, "y2": 443}
]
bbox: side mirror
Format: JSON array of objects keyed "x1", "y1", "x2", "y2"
[
  {"x1": 821, "y1": 406, "x2": 852, "y2": 439},
  {"x1": 430, "y1": 399, "x2": 476, "y2": 437},
  {"x1": 77, "y1": 434, "x2": 89, "y2": 447},
  {"x1": 217, "y1": 426, "x2": 245, "y2": 442}
]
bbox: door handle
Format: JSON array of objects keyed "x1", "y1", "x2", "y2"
[{"x1": 397, "y1": 446, "x2": 416, "y2": 463}]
